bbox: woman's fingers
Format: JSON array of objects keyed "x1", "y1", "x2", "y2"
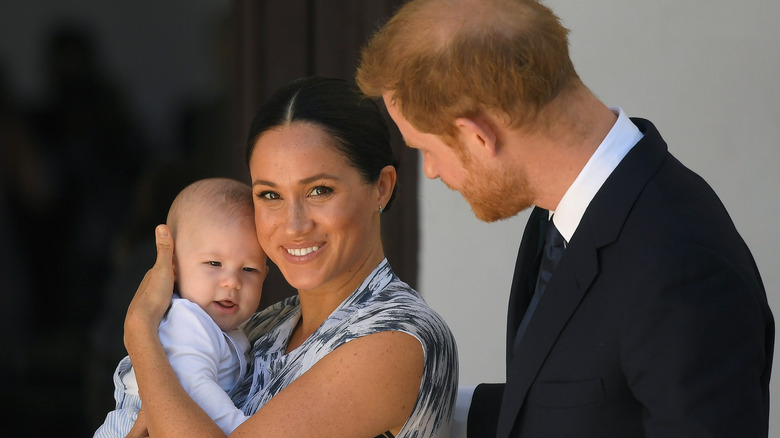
[
  {"x1": 148, "y1": 224, "x2": 175, "y2": 308},
  {"x1": 151, "y1": 224, "x2": 174, "y2": 282},
  {"x1": 125, "y1": 225, "x2": 176, "y2": 347},
  {"x1": 142, "y1": 224, "x2": 175, "y2": 310},
  {"x1": 125, "y1": 409, "x2": 149, "y2": 438}
]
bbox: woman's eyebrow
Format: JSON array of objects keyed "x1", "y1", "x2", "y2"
[
  {"x1": 299, "y1": 173, "x2": 340, "y2": 184},
  {"x1": 251, "y1": 178, "x2": 275, "y2": 188},
  {"x1": 252, "y1": 173, "x2": 340, "y2": 188}
]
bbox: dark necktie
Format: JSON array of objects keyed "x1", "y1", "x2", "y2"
[{"x1": 513, "y1": 216, "x2": 566, "y2": 350}]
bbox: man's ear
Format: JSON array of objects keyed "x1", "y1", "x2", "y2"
[{"x1": 455, "y1": 116, "x2": 498, "y2": 157}]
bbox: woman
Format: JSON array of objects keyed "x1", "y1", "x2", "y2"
[{"x1": 123, "y1": 77, "x2": 458, "y2": 437}]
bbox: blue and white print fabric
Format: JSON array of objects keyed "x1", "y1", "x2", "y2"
[{"x1": 230, "y1": 259, "x2": 458, "y2": 437}]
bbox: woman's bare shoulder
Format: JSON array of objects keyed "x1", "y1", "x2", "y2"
[{"x1": 233, "y1": 330, "x2": 423, "y2": 437}]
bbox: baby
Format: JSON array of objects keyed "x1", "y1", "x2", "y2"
[{"x1": 95, "y1": 177, "x2": 267, "y2": 436}]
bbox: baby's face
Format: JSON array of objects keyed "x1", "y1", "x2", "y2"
[{"x1": 174, "y1": 217, "x2": 267, "y2": 332}]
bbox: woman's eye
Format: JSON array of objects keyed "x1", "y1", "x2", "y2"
[
  {"x1": 310, "y1": 186, "x2": 333, "y2": 197},
  {"x1": 258, "y1": 191, "x2": 280, "y2": 200},
  {"x1": 208, "y1": 261, "x2": 222, "y2": 267}
]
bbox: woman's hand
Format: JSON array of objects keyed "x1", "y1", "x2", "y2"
[
  {"x1": 124, "y1": 225, "x2": 175, "y2": 353},
  {"x1": 121, "y1": 225, "x2": 225, "y2": 437},
  {"x1": 125, "y1": 409, "x2": 149, "y2": 438}
]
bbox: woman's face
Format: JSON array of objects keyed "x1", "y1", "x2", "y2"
[{"x1": 248, "y1": 122, "x2": 392, "y2": 295}]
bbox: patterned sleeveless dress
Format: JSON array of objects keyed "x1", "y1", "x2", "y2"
[{"x1": 230, "y1": 260, "x2": 458, "y2": 437}]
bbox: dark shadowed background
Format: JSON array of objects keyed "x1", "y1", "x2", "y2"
[{"x1": 0, "y1": 1, "x2": 416, "y2": 435}]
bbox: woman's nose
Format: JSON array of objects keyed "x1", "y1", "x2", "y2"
[{"x1": 285, "y1": 201, "x2": 313, "y2": 235}]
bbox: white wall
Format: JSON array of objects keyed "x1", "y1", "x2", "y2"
[{"x1": 419, "y1": 0, "x2": 780, "y2": 432}]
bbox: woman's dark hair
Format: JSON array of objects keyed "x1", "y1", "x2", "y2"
[{"x1": 246, "y1": 76, "x2": 398, "y2": 210}]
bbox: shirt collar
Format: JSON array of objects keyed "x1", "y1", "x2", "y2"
[{"x1": 550, "y1": 107, "x2": 644, "y2": 243}]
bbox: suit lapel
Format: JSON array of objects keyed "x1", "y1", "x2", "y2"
[
  {"x1": 497, "y1": 223, "x2": 600, "y2": 438},
  {"x1": 496, "y1": 118, "x2": 669, "y2": 438},
  {"x1": 505, "y1": 207, "x2": 547, "y2": 365}
]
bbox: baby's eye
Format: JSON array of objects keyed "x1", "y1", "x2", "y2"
[
  {"x1": 208, "y1": 261, "x2": 222, "y2": 267},
  {"x1": 258, "y1": 191, "x2": 280, "y2": 200},
  {"x1": 242, "y1": 267, "x2": 258, "y2": 272},
  {"x1": 309, "y1": 186, "x2": 333, "y2": 197}
]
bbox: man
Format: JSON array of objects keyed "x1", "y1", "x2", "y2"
[{"x1": 357, "y1": 0, "x2": 773, "y2": 437}]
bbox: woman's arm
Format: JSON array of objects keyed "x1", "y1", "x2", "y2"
[
  {"x1": 124, "y1": 225, "x2": 224, "y2": 437},
  {"x1": 232, "y1": 330, "x2": 424, "y2": 438},
  {"x1": 126, "y1": 225, "x2": 425, "y2": 437}
]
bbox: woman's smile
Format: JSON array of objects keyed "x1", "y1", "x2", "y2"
[
  {"x1": 285, "y1": 245, "x2": 321, "y2": 257},
  {"x1": 250, "y1": 122, "x2": 383, "y2": 295}
]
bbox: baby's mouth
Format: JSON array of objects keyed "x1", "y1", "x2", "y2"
[{"x1": 216, "y1": 300, "x2": 236, "y2": 309}]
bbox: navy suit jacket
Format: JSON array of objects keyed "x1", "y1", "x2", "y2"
[{"x1": 468, "y1": 118, "x2": 773, "y2": 437}]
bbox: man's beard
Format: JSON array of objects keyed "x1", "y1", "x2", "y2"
[{"x1": 456, "y1": 156, "x2": 533, "y2": 223}]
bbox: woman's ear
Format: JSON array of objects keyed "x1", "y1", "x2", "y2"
[
  {"x1": 455, "y1": 116, "x2": 498, "y2": 157},
  {"x1": 376, "y1": 165, "x2": 397, "y2": 207}
]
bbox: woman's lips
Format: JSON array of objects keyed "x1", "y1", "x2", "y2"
[{"x1": 286, "y1": 245, "x2": 320, "y2": 256}]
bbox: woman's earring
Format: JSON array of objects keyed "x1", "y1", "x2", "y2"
[{"x1": 378, "y1": 205, "x2": 384, "y2": 214}]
